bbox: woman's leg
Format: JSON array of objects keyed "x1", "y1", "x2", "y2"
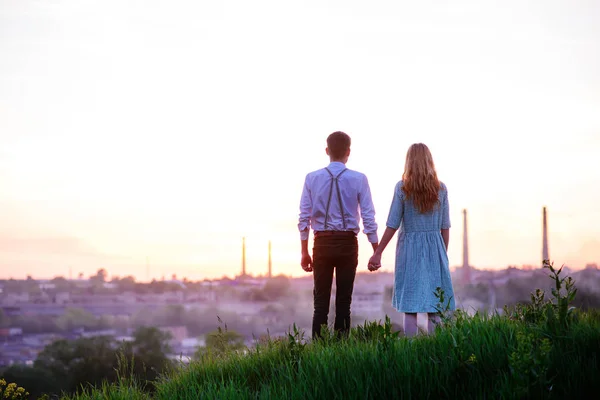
[
  {"x1": 427, "y1": 313, "x2": 440, "y2": 335},
  {"x1": 403, "y1": 312, "x2": 418, "y2": 337}
]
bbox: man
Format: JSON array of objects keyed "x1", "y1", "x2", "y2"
[{"x1": 298, "y1": 131, "x2": 379, "y2": 340}]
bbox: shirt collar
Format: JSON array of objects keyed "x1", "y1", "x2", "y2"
[{"x1": 327, "y1": 161, "x2": 347, "y2": 170}]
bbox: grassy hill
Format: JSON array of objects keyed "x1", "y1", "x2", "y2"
[{"x1": 57, "y1": 262, "x2": 600, "y2": 400}]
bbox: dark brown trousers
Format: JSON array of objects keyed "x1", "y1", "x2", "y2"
[{"x1": 312, "y1": 232, "x2": 358, "y2": 340}]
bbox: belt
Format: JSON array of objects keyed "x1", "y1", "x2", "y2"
[{"x1": 314, "y1": 231, "x2": 356, "y2": 238}]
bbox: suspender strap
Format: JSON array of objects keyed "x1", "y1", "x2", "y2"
[
  {"x1": 334, "y1": 169, "x2": 348, "y2": 229},
  {"x1": 323, "y1": 169, "x2": 335, "y2": 230},
  {"x1": 323, "y1": 167, "x2": 348, "y2": 230}
]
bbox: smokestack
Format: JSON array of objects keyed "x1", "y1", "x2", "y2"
[
  {"x1": 242, "y1": 237, "x2": 247, "y2": 277},
  {"x1": 462, "y1": 209, "x2": 471, "y2": 284},
  {"x1": 268, "y1": 240, "x2": 272, "y2": 279},
  {"x1": 542, "y1": 207, "x2": 549, "y2": 264}
]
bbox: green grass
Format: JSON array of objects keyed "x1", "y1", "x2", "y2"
[
  {"x1": 58, "y1": 261, "x2": 600, "y2": 399},
  {"x1": 61, "y1": 310, "x2": 600, "y2": 400}
]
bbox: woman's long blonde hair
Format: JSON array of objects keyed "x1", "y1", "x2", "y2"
[{"x1": 402, "y1": 143, "x2": 441, "y2": 214}]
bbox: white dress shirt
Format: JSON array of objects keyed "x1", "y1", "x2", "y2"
[{"x1": 298, "y1": 161, "x2": 379, "y2": 243}]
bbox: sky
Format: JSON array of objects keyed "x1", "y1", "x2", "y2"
[{"x1": 1, "y1": 0, "x2": 599, "y2": 281}]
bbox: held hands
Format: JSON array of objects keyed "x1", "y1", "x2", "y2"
[
  {"x1": 302, "y1": 249, "x2": 380, "y2": 272},
  {"x1": 301, "y1": 252, "x2": 313, "y2": 272},
  {"x1": 368, "y1": 252, "x2": 382, "y2": 272}
]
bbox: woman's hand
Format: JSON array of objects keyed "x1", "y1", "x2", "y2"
[
  {"x1": 368, "y1": 253, "x2": 382, "y2": 271},
  {"x1": 367, "y1": 227, "x2": 396, "y2": 271}
]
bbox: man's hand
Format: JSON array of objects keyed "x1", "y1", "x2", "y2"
[
  {"x1": 301, "y1": 252, "x2": 313, "y2": 272},
  {"x1": 368, "y1": 253, "x2": 382, "y2": 272}
]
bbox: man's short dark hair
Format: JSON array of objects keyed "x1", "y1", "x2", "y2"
[{"x1": 327, "y1": 131, "x2": 351, "y2": 159}]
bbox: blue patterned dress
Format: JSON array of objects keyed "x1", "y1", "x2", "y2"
[{"x1": 386, "y1": 181, "x2": 456, "y2": 313}]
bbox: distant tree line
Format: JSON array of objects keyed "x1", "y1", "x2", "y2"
[
  {"x1": 0, "y1": 325, "x2": 251, "y2": 398},
  {"x1": 0, "y1": 269, "x2": 296, "y2": 297},
  {"x1": 0, "y1": 326, "x2": 172, "y2": 398},
  {"x1": 1, "y1": 269, "x2": 205, "y2": 296}
]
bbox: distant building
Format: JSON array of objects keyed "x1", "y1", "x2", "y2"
[
  {"x1": 182, "y1": 337, "x2": 205, "y2": 349},
  {"x1": 160, "y1": 326, "x2": 189, "y2": 344},
  {"x1": 236, "y1": 237, "x2": 251, "y2": 281},
  {"x1": 165, "y1": 280, "x2": 187, "y2": 289},
  {"x1": 115, "y1": 335, "x2": 135, "y2": 343},
  {"x1": 38, "y1": 281, "x2": 56, "y2": 291},
  {"x1": 22, "y1": 333, "x2": 62, "y2": 348},
  {"x1": 103, "y1": 282, "x2": 118, "y2": 290},
  {"x1": 542, "y1": 206, "x2": 549, "y2": 264},
  {"x1": 54, "y1": 292, "x2": 70, "y2": 305},
  {"x1": 352, "y1": 289, "x2": 384, "y2": 318},
  {"x1": 118, "y1": 291, "x2": 137, "y2": 304},
  {"x1": 80, "y1": 329, "x2": 117, "y2": 338},
  {"x1": 1, "y1": 293, "x2": 30, "y2": 306},
  {"x1": 268, "y1": 240, "x2": 273, "y2": 279},
  {"x1": 461, "y1": 209, "x2": 472, "y2": 285},
  {"x1": 159, "y1": 290, "x2": 185, "y2": 303},
  {"x1": 0, "y1": 327, "x2": 23, "y2": 338}
]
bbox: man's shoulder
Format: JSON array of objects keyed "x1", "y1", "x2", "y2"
[
  {"x1": 343, "y1": 168, "x2": 367, "y2": 180},
  {"x1": 305, "y1": 168, "x2": 326, "y2": 179}
]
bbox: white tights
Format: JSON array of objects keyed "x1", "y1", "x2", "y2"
[{"x1": 403, "y1": 313, "x2": 440, "y2": 337}]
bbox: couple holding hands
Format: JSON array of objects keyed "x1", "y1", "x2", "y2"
[{"x1": 298, "y1": 131, "x2": 455, "y2": 339}]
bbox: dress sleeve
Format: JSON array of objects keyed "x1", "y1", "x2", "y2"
[
  {"x1": 386, "y1": 182, "x2": 404, "y2": 230},
  {"x1": 441, "y1": 184, "x2": 451, "y2": 229}
]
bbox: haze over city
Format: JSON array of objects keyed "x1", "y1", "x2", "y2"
[{"x1": 1, "y1": 0, "x2": 599, "y2": 281}]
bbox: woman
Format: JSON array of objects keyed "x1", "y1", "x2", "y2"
[{"x1": 368, "y1": 143, "x2": 455, "y2": 337}]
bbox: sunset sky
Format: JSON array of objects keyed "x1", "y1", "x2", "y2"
[{"x1": 1, "y1": 0, "x2": 599, "y2": 281}]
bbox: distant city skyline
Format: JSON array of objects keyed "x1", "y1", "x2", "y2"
[
  {"x1": 1, "y1": 0, "x2": 599, "y2": 280},
  {"x1": 2, "y1": 205, "x2": 597, "y2": 282}
]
